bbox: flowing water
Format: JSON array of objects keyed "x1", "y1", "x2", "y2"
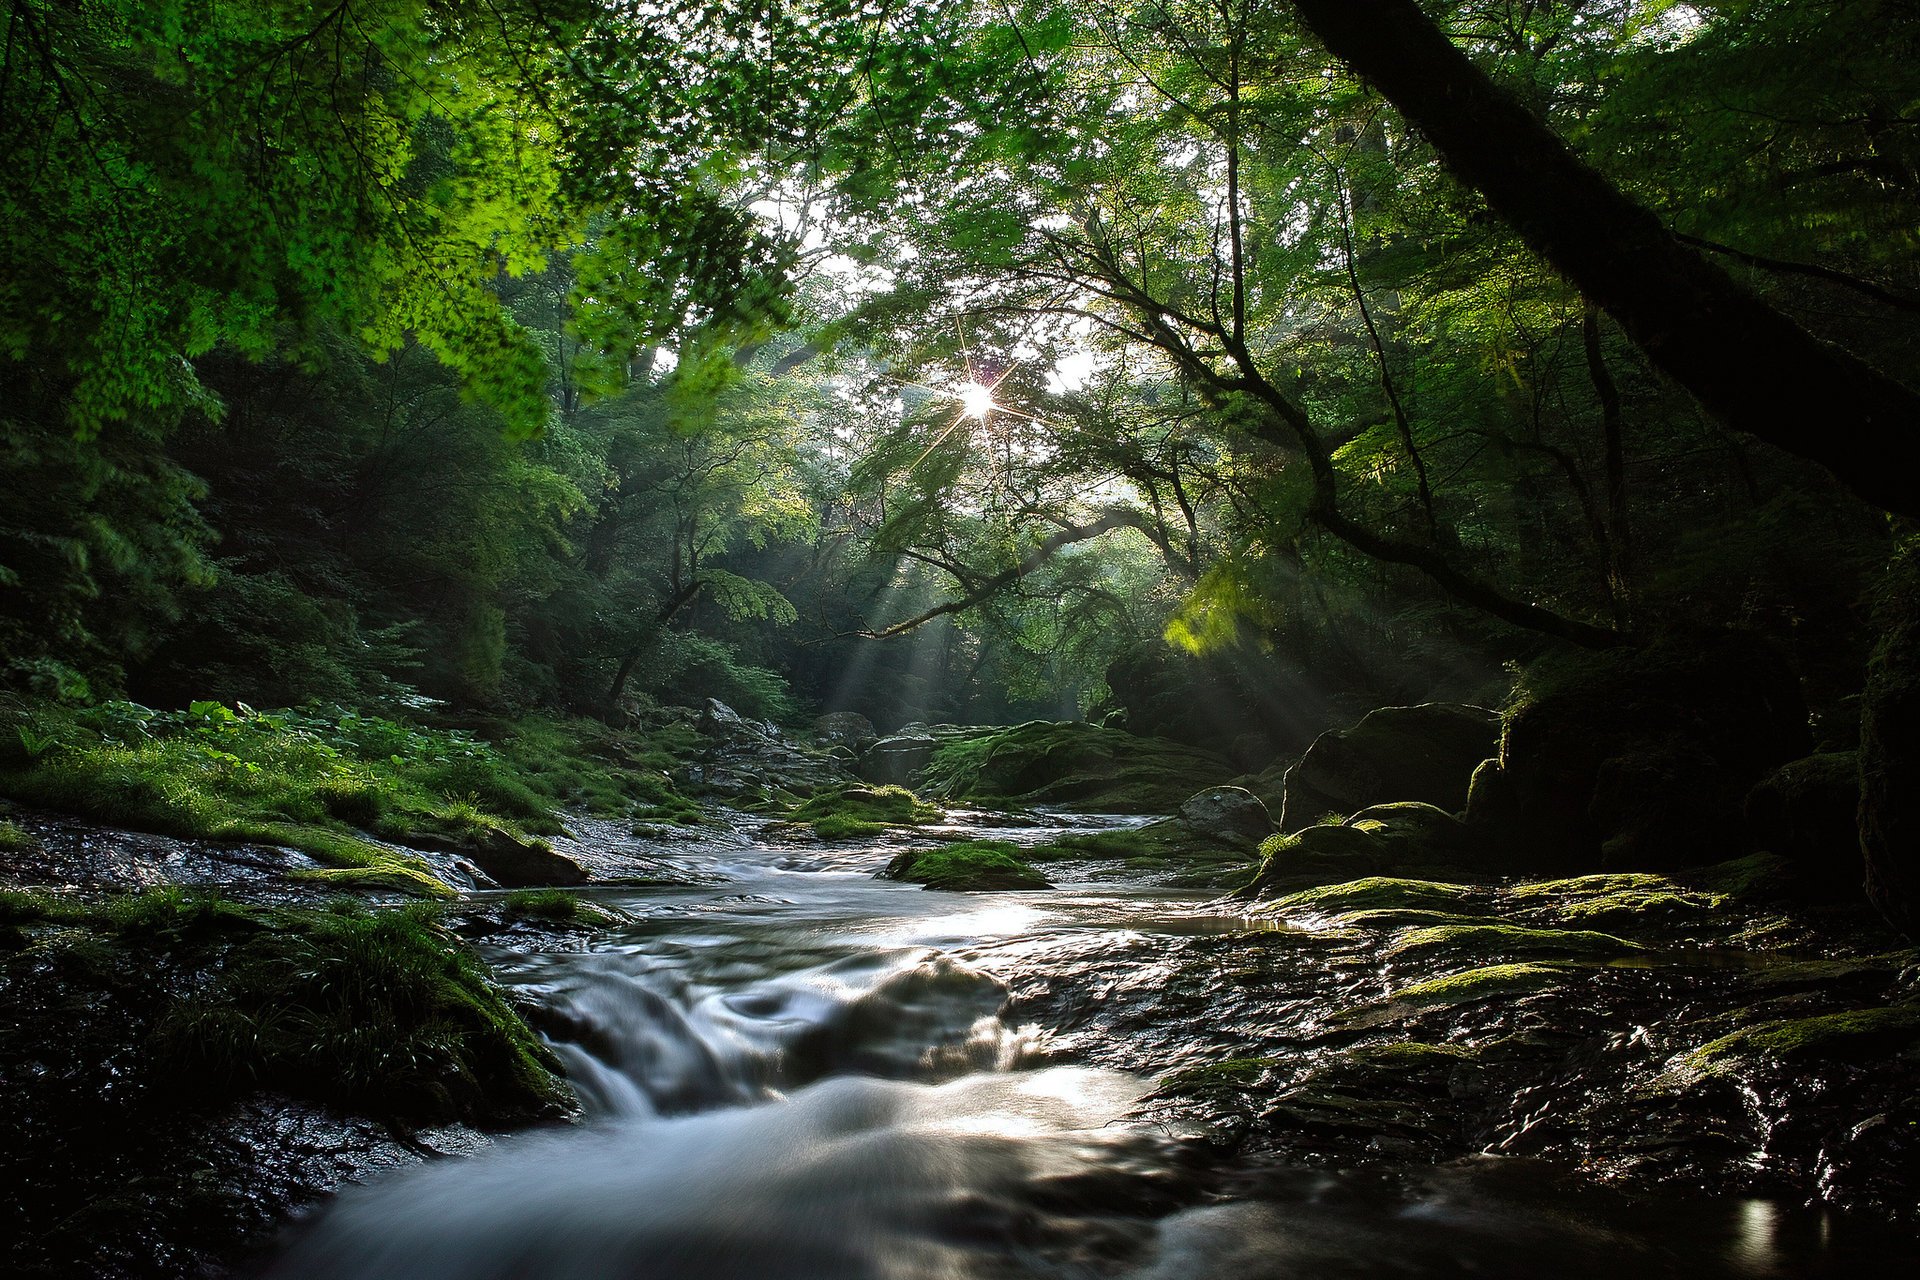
[{"x1": 267, "y1": 814, "x2": 1904, "y2": 1278}]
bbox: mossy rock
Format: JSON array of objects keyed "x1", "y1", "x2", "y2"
[
  {"x1": 882, "y1": 840, "x2": 1051, "y2": 891},
  {"x1": 1688, "y1": 1004, "x2": 1920, "y2": 1072},
  {"x1": 920, "y1": 721, "x2": 1231, "y2": 813},
  {"x1": 1278, "y1": 703, "x2": 1498, "y2": 833},
  {"x1": 1471, "y1": 631, "x2": 1811, "y2": 874},
  {"x1": 1861, "y1": 543, "x2": 1920, "y2": 936},
  {"x1": 788, "y1": 784, "x2": 942, "y2": 839},
  {"x1": 1745, "y1": 752, "x2": 1859, "y2": 872},
  {"x1": 1346, "y1": 802, "x2": 1483, "y2": 865},
  {"x1": 1238, "y1": 807, "x2": 1497, "y2": 898},
  {"x1": 1341, "y1": 1041, "x2": 1474, "y2": 1071},
  {"x1": 1328, "y1": 907, "x2": 1482, "y2": 930},
  {"x1": 1689, "y1": 852, "x2": 1800, "y2": 902},
  {"x1": 1386, "y1": 962, "x2": 1573, "y2": 1008},
  {"x1": 1026, "y1": 820, "x2": 1260, "y2": 887},
  {"x1": 1267, "y1": 875, "x2": 1481, "y2": 916},
  {"x1": 501, "y1": 889, "x2": 625, "y2": 928},
  {"x1": 1157, "y1": 1055, "x2": 1283, "y2": 1095},
  {"x1": 1508, "y1": 872, "x2": 1726, "y2": 933},
  {"x1": 1385, "y1": 922, "x2": 1641, "y2": 962}
]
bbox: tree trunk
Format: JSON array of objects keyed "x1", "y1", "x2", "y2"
[{"x1": 1289, "y1": 0, "x2": 1920, "y2": 519}]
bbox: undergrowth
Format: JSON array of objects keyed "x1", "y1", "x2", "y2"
[{"x1": 0, "y1": 699, "x2": 704, "y2": 887}]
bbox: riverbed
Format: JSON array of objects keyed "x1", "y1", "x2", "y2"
[{"x1": 264, "y1": 812, "x2": 1911, "y2": 1278}]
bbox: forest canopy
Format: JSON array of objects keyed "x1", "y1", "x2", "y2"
[{"x1": 3, "y1": 0, "x2": 1915, "y2": 745}]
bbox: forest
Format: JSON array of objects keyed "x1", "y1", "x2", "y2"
[{"x1": 4, "y1": 1, "x2": 1920, "y2": 1276}]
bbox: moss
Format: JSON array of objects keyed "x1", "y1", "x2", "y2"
[
  {"x1": 1386, "y1": 922, "x2": 1641, "y2": 961},
  {"x1": 790, "y1": 784, "x2": 941, "y2": 840},
  {"x1": 1690, "y1": 1004, "x2": 1920, "y2": 1069},
  {"x1": 502, "y1": 889, "x2": 622, "y2": 927},
  {"x1": 1387, "y1": 962, "x2": 1571, "y2": 1006},
  {"x1": 1330, "y1": 908, "x2": 1480, "y2": 930},
  {"x1": 882, "y1": 840, "x2": 1052, "y2": 891},
  {"x1": 1343, "y1": 1041, "x2": 1473, "y2": 1069},
  {"x1": 0, "y1": 702, "x2": 704, "y2": 900},
  {"x1": 1269, "y1": 876, "x2": 1478, "y2": 915},
  {"x1": 0, "y1": 817, "x2": 34, "y2": 852},
  {"x1": 1691, "y1": 852, "x2": 1798, "y2": 901},
  {"x1": 290, "y1": 864, "x2": 457, "y2": 897},
  {"x1": 1509, "y1": 872, "x2": 1673, "y2": 898},
  {"x1": 920, "y1": 720, "x2": 1229, "y2": 812},
  {"x1": 1158, "y1": 1056, "x2": 1281, "y2": 1092},
  {"x1": 1, "y1": 889, "x2": 570, "y2": 1125}
]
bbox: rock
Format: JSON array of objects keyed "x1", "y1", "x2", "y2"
[
  {"x1": 1347, "y1": 801, "x2": 1477, "y2": 866},
  {"x1": 1745, "y1": 752, "x2": 1861, "y2": 898},
  {"x1": 881, "y1": 840, "x2": 1052, "y2": 891},
  {"x1": 465, "y1": 829, "x2": 587, "y2": 888},
  {"x1": 1278, "y1": 704, "x2": 1500, "y2": 832},
  {"x1": 698, "y1": 698, "x2": 772, "y2": 741},
  {"x1": 858, "y1": 734, "x2": 938, "y2": 786},
  {"x1": 1862, "y1": 544, "x2": 1920, "y2": 936},
  {"x1": 917, "y1": 720, "x2": 1232, "y2": 813},
  {"x1": 813, "y1": 712, "x2": 875, "y2": 745},
  {"x1": 1176, "y1": 786, "x2": 1273, "y2": 847},
  {"x1": 1468, "y1": 631, "x2": 1811, "y2": 873}
]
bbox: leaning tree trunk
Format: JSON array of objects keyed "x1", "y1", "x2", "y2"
[{"x1": 1289, "y1": 0, "x2": 1920, "y2": 520}]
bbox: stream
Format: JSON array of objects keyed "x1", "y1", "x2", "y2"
[{"x1": 266, "y1": 813, "x2": 1906, "y2": 1278}]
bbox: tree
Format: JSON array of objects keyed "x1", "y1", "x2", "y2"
[{"x1": 1286, "y1": 0, "x2": 1920, "y2": 518}]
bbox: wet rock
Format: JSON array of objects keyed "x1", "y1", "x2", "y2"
[
  {"x1": 1278, "y1": 704, "x2": 1499, "y2": 832},
  {"x1": 1176, "y1": 787, "x2": 1273, "y2": 848},
  {"x1": 465, "y1": 829, "x2": 587, "y2": 888},
  {"x1": 858, "y1": 734, "x2": 938, "y2": 787},
  {"x1": 1469, "y1": 631, "x2": 1811, "y2": 873}
]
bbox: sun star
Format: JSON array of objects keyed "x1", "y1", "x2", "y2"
[{"x1": 957, "y1": 381, "x2": 997, "y2": 421}]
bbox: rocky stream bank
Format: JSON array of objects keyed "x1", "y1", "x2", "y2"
[{"x1": 5, "y1": 643, "x2": 1920, "y2": 1276}]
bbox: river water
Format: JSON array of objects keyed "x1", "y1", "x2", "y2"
[{"x1": 266, "y1": 813, "x2": 1903, "y2": 1278}]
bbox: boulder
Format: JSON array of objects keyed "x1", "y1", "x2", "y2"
[
  {"x1": 1278, "y1": 704, "x2": 1500, "y2": 832},
  {"x1": 698, "y1": 698, "x2": 763, "y2": 741},
  {"x1": 813, "y1": 712, "x2": 875, "y2": 746},
  {"x1": 1745, "y1": 752, "x2": 1861, "y2": 897},
  {"x1": 1469, "y1": 630, "x2": 1811, "y2": 873},
  {"x1": 917, "y1": 720, "x2": 1232, "y2": 813},
  {"x1": 1346, "y1": 802, "x2": 1476, "y2": 866},
  {"x1": 1862, "y1": 545, "x2": 1920, "y2": 936},
  {"x1": 858, "y1": 735, "x2": 938, "y2": 787},
  {"x1": 1177, "y1": 786, "x2": 1273, "y2": 848},
  {"x1": 465, "y1": 829, "x2": 588, "y2": 888}
]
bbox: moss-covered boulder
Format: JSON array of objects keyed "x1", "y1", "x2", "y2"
[
  {"x1": 1468, "y1": 631, "x2": 1811, "y2": 873},
  {"x1": 920, "y1": 721, "x2": 1230, "y2": 813},
  {"x1": 788, "y1": 784, "x2": 942, "y2": 839},
  {"x1": 1175, "y1": 786, "x2": 1273, "y2": 847},
  {"x1": 1278, "y1": 703, "x2": 1499, "y2": 832},
  {"x1": 1861, "y1": 542, "x2": 1920, "y2": 936},
  {"x1": 1744, "y1": 751, "x2": 1861, "y2": 897},
  {"x1": 465, "y1": 828, "x2": 588, "y2": 888},
  {"x1": 881, "y1": 840, "x2": 1052, "y2": 890},
  {"x1": 1238, "y1": 803, "x2": 1499, "y2": 898}
]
